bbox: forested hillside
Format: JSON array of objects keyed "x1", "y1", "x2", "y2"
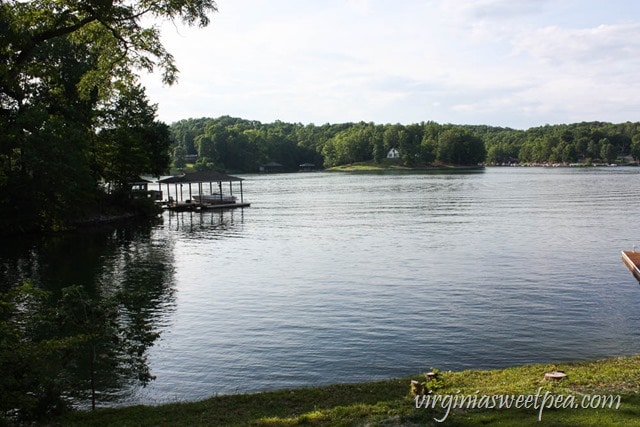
[{"x1": 170, "y1": 117, "x2": 640, "y2": 172}]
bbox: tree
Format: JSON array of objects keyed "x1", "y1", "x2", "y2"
[
  {"x1": 56, "y1": 286, "x2": 159, "y2": 411},
  {"x1": 573, "y1": 137, "x2": 586, "y2": 159},
  {"x1": 560, "y1": 143, "x2": 577, "y2": 163},
  {"x1": 600, "y1": 139, "x2": 616, "y2": 163},
  {"x1": 631, "y1": 135, "x2": 640, "y2": 162},
  {"x1": 587, "y1": 140, "x2": 601, "y2": 160},
  {"x1": 96, "y1": 84, "x2": 172, "y2": 191},
  {"x1": 399, "y1": 124, "x2": 423, "y2": 165},
  {"x1": 0, "y1": 0, "x2": 217, "y2": 234},
  {"x1": 0, "y1": 283, "x2": 160, "y2": 421},
  {"x1": 437, "y1": 129, "x2": 486, "y2": 165},
  {"x1": 383, "y1": 125, "x2": 402, "y2": 153},
  {"x1": 172, "y1": 145, "x2": 187, "y2": 170},
  {"x1": 372, "y1": 129, "x2": 385, "y2": 163},
  {"x1": 0, "y1": 283, "x2": 68, "y2": 422}
]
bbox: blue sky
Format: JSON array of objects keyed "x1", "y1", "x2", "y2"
[{"x1": 141, "y1": 0, "x2": 640, "y2": 129}]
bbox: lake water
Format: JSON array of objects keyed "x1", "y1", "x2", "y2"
[{"x1": 2, "y1": 167, "x2": 640, "y2": 405}]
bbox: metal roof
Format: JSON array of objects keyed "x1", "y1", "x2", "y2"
[{"x1": 158, "y1": 171, "x2": 243, "y2": 184}]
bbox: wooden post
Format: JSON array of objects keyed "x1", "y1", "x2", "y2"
[{"x1": 240, "y1": 180, "x2": 244, "y2": 203}]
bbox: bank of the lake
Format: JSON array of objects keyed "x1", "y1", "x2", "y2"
[
  {"x1": 324, "y1": 159, "x2": 485, "y2": 172},
  {"x1": 60, "y1": 355, "x2": 640, "y2": 426}
]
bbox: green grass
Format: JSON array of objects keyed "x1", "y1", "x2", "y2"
[
  {"x1": 169, "y1": 163, "x2": 196, "y2": 174},
  {"x1": 58, "y1": 355, "x2": 640, "y2": 426},
  {"x1": 325, "y1": 159, "x2": 411, "y2": 171},
  {"x1": 325, "y1": 159, "x2": 484, "y2": 172}
]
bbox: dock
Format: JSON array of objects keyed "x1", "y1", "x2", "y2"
[
  {"x1": 621, "y1": 250, "x2": 640, "y2": 281},
  {"x1": 158, "y1": 171, "x2": 249, "y2": 212},
  {"x1": 164, "y1": 201, "x2": 250, "y2": 211}
]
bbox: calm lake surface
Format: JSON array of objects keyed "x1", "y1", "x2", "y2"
[{"x1": 3, "y1": 167, "x2": 640, "y2": 405}]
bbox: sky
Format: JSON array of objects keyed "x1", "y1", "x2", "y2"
[{"x1": 140, "y1": 0, "x2": 640, "y2": 129}]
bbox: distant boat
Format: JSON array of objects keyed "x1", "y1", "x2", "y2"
[{"x1": 621, "y1": 250, "x2": 640, "y2": 281}]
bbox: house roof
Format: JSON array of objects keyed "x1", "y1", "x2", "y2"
[{"x1": 158, "y1": 171, "x2": 243, "y2": 184}]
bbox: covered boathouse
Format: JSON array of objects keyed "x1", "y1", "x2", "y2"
[{"x1": 158, "y1": 171, "x2": 249, "y2": 211}]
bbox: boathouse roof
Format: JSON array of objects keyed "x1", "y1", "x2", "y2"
[
  {"x1": 158, "y1": 171, "x2": 243, "y2": 184},
  {"x1": 127, "y1": 176, "x2": 154, "y2": 184}
]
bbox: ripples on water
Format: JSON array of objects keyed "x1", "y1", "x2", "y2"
[
  {"x1": 126, "y1": 167, "x2": 640, "y2": 404},
  {"x1": 3, "y1": 168, "x2": 638, "y2": 404}
]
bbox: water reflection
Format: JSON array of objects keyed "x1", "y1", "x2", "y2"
[
  {"x1": 0, "y1": 221, "x2": 176, "y2": 408},
  {"x1": 164, "y1": 208, "x2": 246, "y2": 238}
]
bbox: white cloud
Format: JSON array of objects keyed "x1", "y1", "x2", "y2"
[
  {"x1": 514, "y1": 23, "x2": 640, "y2": 63},
  {"x1": 440, "y1": 0, "x2": 549, "y2": 20},
  {"x1": 140, "y1": 0, "x2": 640, "y2": 129}
]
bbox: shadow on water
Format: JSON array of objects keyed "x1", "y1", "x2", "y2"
[{"x1": 0, "y1": 219, "x2": 177, "y2": 409}]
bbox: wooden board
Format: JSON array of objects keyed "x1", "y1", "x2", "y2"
[{"x1": 621, "y1": 251, "x2": 640, "y2": 281}]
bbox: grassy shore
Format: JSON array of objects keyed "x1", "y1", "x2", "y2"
[
  {"x1": 59, "y1": 355, "x2": 640, "y2": 426},
  {"x1": 325, "y1": 159, "x2": 484, "y2": 172}
]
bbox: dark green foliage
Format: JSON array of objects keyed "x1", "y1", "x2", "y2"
[
  {"x1": 0, "y1": 283, "x2": 70, "y2": 422},
  {"x1": 0, "y1": 0, "x2": 217, "y2": 235},
  {"x1": 171, "y1": 117, "x2": 640, "y2": 171},
  {"x1": 172, "y1": 145, "x2": 187, "y2": 169},
  {"x1": 95, "y1": 84, "x2": 172, "y2": 191},
  {"x1": 514, "y1": 122, "x2": 640, "y2": 164},
  {"x1": 0, "y1": 283, "x2": 160, "y2": 423},
  {"x1": 172, "y1": 116, "x2": 325, "y2": 172},
  {"x1": 437, "y1": 128, "x2": 486, "y2": 166},
  {"x1": 56, "y1": 286, "x2": 159, "y2": 411}
]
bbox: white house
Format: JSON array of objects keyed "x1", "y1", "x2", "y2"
[{"x1": 387, "y1": 148, "x2": 400, "y2": 159}]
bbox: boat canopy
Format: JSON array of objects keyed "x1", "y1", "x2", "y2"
[{"x1": 158, "y1": 171, "x2": 243, "y2": 184}]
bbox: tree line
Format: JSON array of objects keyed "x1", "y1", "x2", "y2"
[
  {"x1": 170, "y1": 117, "x2": 640, "y2": 171},
  {"x1": 484, "y1": 121, "x2": 640, "y2": 165},
  {"x1": 170, "y1": 117, "x2": 488, "y2": 171}
]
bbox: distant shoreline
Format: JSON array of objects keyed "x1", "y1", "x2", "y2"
[
  {"x1": 325, "y1": 163, "x2": 485, "y2": 172},
  {"x1": 324, "y1": 162, "x2": 640, "y2": 172}
]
